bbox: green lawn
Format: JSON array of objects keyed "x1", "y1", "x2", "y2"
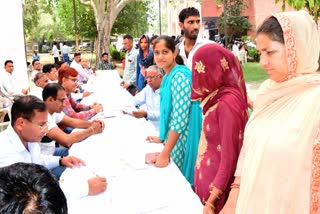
[{"x1": 242, "y1": 63, "x2": 268, "y2": 83}]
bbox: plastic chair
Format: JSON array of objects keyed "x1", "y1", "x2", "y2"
[
  {"x1": 239, "y1": 50, "x2": 247, "y2": 64},
  {"x1": 0, "y1": 107, "x2": 10, "y2": 132},
  {"x1": 0, "y1": 121, "x2": 10, "y2": 132}
]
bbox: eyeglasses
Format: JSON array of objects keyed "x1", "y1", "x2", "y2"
[
  {"x1": 145, "y1": 75, "x2": 159, "y2": 80},
  {"x1": 24, "y1": 118, "x2": 49, "y2": 132},
  {"x1": 56, "y1": 98, "x2": 65, "y2": 103},
  {"x1": 66, "y1": 77, "x2": 78, "y2": 83}
]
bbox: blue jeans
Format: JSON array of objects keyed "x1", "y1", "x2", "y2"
[
  {"x1": 62, "y1": 53, "x2": 70, "y2": 65},
  {"x1": 51, "y1": 147, "x2": 69, "y2": 180},
  {"x1": 63, "y1": 127, "x2": 74, "y2": 134}
]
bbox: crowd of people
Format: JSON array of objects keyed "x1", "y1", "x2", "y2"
[{"x1": 0, "y1": 7, "x2": 319, "y2": 214}]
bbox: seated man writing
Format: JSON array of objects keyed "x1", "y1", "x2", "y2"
[
  {"x1": 43, "y1": 83, "x2": 104, "y2": 148},
  {"x1": 0, "y1": 95, "x2": 107, "y2": 197},
  {"x1": 125, "y1": 65, "x2": 163, "y2": 131}
]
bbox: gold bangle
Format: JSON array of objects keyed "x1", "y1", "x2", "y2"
[
  {"x1": 209, "y1": 186, "x2": 222, "y2": 200},
  {"x1": 230, "y1": 183, "x2": 240, "y2": 189},
  {"x1": 205, "y1": 201, "x2": 215, "y2": 211},
  {"x1": 209, "y1": 191, "x2": 221, "y2": 200}
]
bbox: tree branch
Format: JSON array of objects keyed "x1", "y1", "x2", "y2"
[
  {"x1": 79, "y1": 0, "x2": 91, "y2": 6},
  {"x1": 115, "y1": 0, "x2": 134, "y2": 16}
]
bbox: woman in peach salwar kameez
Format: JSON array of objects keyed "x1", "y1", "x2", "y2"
[{"x1": 221, "y1": 11, "x2": 320, "y2": 214}]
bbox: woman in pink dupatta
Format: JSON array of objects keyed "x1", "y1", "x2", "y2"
[{"x1": 192, "y1": 43, "x2": 248, "y2": 213}]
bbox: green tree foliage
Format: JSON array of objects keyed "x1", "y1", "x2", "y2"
[
  {"x1": 23, "y1": 0, "x2": 70, "y2": 46},
  {"x1": 45, "y1": 0, "x2": 152, "y2": 40},
  {"x1": 31, "y1": 14, "x2": 66, "y2": 43},
  {"x1": 215, "y1": 0, "x2": 252, "y2": 45},
  {"x1": 276, "y1": 0, "x2": 320, "y2": 23},
  {"x1": 23, "y1": 0, "x2": 41, "y2": 36},
  {"x1": 23, "y1": 0, "x2": 152, "y2": 58},
  {"x1": 23, "y1": 0, "x2": 66, "y2": 53},
  {"x1": 56, "y1": 0, "x2": 96, "y2": 40},
  {"x1": 112, "y1": 1, "x2": 154, "y2": 38},
  {"x1": 109, "y1": 45, "x2": 125, "y2": 60}
]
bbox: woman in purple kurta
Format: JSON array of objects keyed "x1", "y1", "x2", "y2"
[{"x1": 191, "y1": 43, "x2": 248, "y2": 213}]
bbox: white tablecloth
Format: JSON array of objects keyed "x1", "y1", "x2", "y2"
[{"x1": 61, "y1": 70, "x2": 203, "y2": 213}]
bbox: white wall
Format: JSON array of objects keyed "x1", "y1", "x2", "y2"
[{"x1": 0, "y1": 0, "x2": 28, "y2": 89}]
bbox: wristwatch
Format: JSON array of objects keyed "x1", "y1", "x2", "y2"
[{"x1": 59, "y1": 156, "x2": 64, "y2": 166}]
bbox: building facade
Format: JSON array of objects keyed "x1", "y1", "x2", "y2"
[
  {"x1": 201, "y1": 0, "x2": 294, "y2": 39},
  {"x1": 166, "y1": 0, "x2": 202, "y2": 37}
]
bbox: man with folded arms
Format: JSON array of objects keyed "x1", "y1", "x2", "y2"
[{"x1": 43, "y1": 83, "x2": 104, "y2": 148}]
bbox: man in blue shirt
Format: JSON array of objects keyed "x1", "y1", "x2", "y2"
[
  {"x1": 120, "y1": 34, "x2": 138, "y2": 95},
  {"x1": 130, "y1": 65, "x2": 163, "y2": 131}
]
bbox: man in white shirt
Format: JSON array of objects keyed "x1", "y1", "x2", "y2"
[
  {"x1": 52, "y1": 42, "x2": 59, "y2": 63},
  {"x1": 31, "y1": 59, "x2": 42, "y2": 80},
  {"x1": 80, "y1": 57, "x2": 94, "y2": 76},
  {"x1": 232, "y1": 41, "x2": 240, "y2": 60},
  {"x1": 0, "y1": 95, "x2": 107, "y2": 197},
  {"x1": 177, "y1": 7, "x2": 213, "y2": 69},
  {"x1": 0, "y1": 60, "x2": 28, "y2": 97},
  {"x1": 70, "y1": 53, "x2": 91, "y2": 84},
  {"x1": 42, "y1": 63, "x2": 58, "y2": 83},
  {"x1": 29, "y1": 72, "x2": 49, "y2": 99},
  {"x1": 0, "y1": 95, "x2": 81, "y2": 175},
  {"x1": 130, "y1": 65, "x2": 163, "y2": 131},
  {"x1": 61, "y1": 42, "x2": 71, "y2": 65},
  {"x1": 69, "y1": 55, "x2": 91, "y2": 101},
  {"x1": 43, "y1": 83, "x2": 103, "y2": 148}
]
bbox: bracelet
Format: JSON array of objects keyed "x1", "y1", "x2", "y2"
[
  {"x1": 205, "y1": 201, "x2": 215, "y2": 211},
  {"x1": 230, "y1": 182, "x2": 240, "y2": 189},
  {"x1": 59, "y1": 156, "x2": 64, "y2": 166},
  {"x1": 209, "y1": 191, "x2": 221, "y2": 200},
  {"x1": 209, "y1": 185, "x2": 222, "y2": 200}
]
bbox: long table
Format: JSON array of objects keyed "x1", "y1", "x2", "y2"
[{"x1": 60, "y1": 70, "x2": 203, "y2": 213}]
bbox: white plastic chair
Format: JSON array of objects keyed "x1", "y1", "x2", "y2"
[
  {"x1": 239, "y1": 50, "x2": 248, "y2": 64},
  {"x1": 0, "y1": 121, "x2": 10, "y2": 132},
  {"x1": 0, "y1": 107, "x2": 10, "y2": 132}
]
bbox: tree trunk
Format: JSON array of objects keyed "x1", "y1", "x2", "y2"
[
  {"x1": 223, "y1": 0, "x2": 229, "y2": 46},
  {"x1": 96, "y1": 21, "x2": 106, "y2": 64},
  {"x1": 80, "y1": 0, "x2": 136, "y2": 67},
  {"x1": 101, "y1": 0, "x2": 112, "y2": 63}
]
